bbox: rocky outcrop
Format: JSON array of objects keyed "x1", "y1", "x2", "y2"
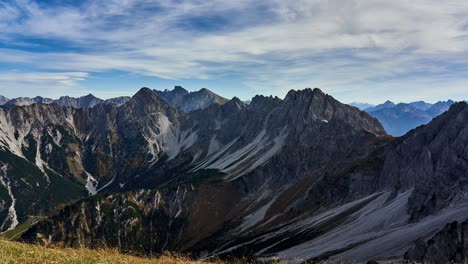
[{"x1": 378, "y1": 103, "x2": 468, "y2": 220}]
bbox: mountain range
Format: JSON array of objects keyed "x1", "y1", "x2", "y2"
[
  {"x1": 349, "y1": 99, "x2": 457, "y2": 136},
  {"x1": 0, "y1": 86, "x2": 227, "y2": 113},
  {"x1": 0, "y1": 87, "x2": 466, "y2": 263}
]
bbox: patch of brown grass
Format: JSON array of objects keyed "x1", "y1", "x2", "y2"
[{"x1": 0, "y1": 239, "x2": 224, "y2": 264}]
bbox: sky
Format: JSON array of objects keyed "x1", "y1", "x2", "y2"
[{"x1": 0, "y1": 0, "x2": 467, "y2": 104}]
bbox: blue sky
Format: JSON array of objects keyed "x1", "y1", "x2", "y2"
[{"x1": 0, "y1": 0, "x2": 467, "y2": 104}]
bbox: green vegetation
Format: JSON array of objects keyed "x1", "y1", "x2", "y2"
[
  {"x1": 0, "y1": 149, "x2": 85, "y2": 229},
  {"x1": 1, "y1": 216, "x2": 44, "y2": 240}
]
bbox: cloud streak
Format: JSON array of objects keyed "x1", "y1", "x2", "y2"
[{"x1": 0, "y1": 0, "x2": 468, "y2": 102}]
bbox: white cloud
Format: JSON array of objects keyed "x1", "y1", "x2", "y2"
[
  {"x1": 0, "y1": 71, "x2": 88, "y2": 98},
  {"x1": 0, "y1": 0, "x2": 468, "y2": 102}
]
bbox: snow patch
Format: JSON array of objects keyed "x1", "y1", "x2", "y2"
[
  {"x1": 85, "y1": 171, "x2": 98, "y2": 195},
  {"x1": 96, "y1": 176, "x2": 115, "y2": 193}
]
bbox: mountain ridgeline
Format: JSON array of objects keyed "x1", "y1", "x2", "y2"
[
  {"x1": 361, "y1": 99, "x2": 456, "y2": 136},
  {"x1": 0, "y1": 86, "x2": 466, "y2": 263},
  {"x1": 0, "y1": 86, "x2": 227, "y2": 113}
]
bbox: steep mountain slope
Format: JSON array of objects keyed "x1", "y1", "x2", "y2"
[
  {"x1": 0, "y1": 88, "x2": 182, "y2": 231},
  {"x1": 155, "y1": 86, "x2": 228, "y2": 112},
  {"x1": 0, "y1": 87, "x2": 465, "y2": 264},
  {"x1": 369, "y1": 103, "x2": 432, "y2": 136},
  {"x1": 0, "y1": 96, "x2": 9, "y2": 105}
]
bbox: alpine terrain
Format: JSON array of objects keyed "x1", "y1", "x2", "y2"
[
  {"x1": 0, "y1": 86, "x2": 465, "y2": 263},
  {"x1": 362, "y1": 100, "x2": 456, "y2": 136}
]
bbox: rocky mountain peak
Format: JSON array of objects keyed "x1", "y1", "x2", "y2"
[
  {"x1": 128, "y1": 87, "x2": 178, "y2": 116},
  {"x1": 83, "y1": 93, "x2": 96, "y2": 98},
  {"x1": 223, "y1": 97, "x2": 245, "y2": 111},
  {"x1": 284, "y1": 87, "x2": 328, "y2": 104},
  {"x1": 249, "y1": 95, "x2": 282, "y2": 110},
  {"x1": 173, "y1": 85, "x2": 189, "y2": 94},
  {"x1": 155, "y1": 86, "x2": 228, "y2": 112},
  {"x1": 131, "y1": 87, "x2": 161, "y2": 103}
]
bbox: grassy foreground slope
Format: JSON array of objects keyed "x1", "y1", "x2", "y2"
[{"x1": 0, "y1": 239, "x2": 222, "y2": 264}]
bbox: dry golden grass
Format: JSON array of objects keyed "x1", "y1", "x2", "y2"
[{"x1": 0, "y1": 239, "x2": 225, "y2": 264}]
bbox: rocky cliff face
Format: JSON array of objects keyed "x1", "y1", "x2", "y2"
[{"x1": 0, "y1": 87, "x2": 465, "y2": 263}]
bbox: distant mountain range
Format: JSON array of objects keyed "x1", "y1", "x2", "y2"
[
  {"x1": 0, "y1": 86, "x2": 226, "y2": 112},
  {"x1": 355, "y1": 99, "x2": 457, "y2": 136},
  {"x1": 348, "y1": 102, "x2": 375, "y2": 110}
]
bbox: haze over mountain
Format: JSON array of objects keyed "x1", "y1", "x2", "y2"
[
  {"x1": 361, "y1": 99, "x2": 457, "y2": 136},
  {"x1": 349, "y1": 102, "x2": 375, "y2": 110},
  {"x1": 0, "y1": 86, "x2": 465, "y2": 263}
]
